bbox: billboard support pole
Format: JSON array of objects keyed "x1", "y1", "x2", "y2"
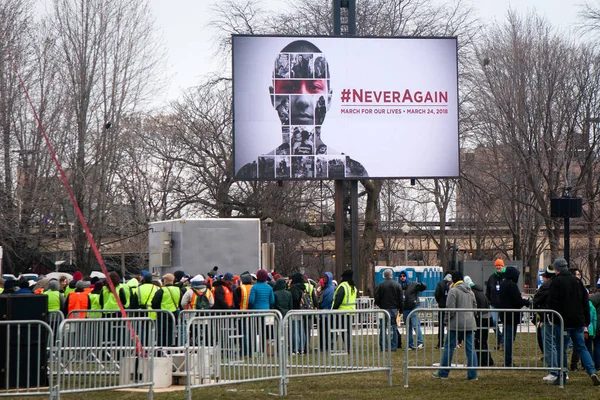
[{"x1": 333, "y1": 0, "x2": 360, "y2": 288}]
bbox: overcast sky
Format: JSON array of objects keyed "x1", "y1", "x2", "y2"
[{"x1": 150, "y1": 0, "x2": 584, "y2": 103}]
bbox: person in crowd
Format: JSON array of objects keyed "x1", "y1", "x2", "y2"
[
  {"x1": 399, "y1": 270, "x2": 427, "y2": 350},
  {"x1": 498, "y1": 266, "x2": 531, "y2": 367},
  {"x1": 44, "y1": 280, "x2": 65, "y2": 311},
  {"x1": 65, "y1": 271, "x2": 83, "y2": 297},
  {"x1": 434, "y1": 272, "x2": 453, "y2": 349},
  {"x1": 0, "y1": 277, "x2": 4, "y2": 294},
  {"x1": 303, "y1": 274, "x2": 318, "y2": 309},
  {"x1": 272, "y1": 277, "x2": 292, "y2": 317},
  {"x1": 213, "y1": 272, "x2": 235, "y2": 309},
  {"x1": 249, "y1": 269, "x2": 276, "y2": 310},
  {"x1": 234, "y1": 273, "x2": 254, "y2": 309},
  {"x1": 486, "y1": 259, "x2": 506, "y2": 349},
  {"x1": 58, "y1": 275, "x2": 69, "y2": 293},
  {"x1": 137, "y1": 273, "x2": 158, "y2": 318},
  {"x1": 181, "y1": 275, "x2": 214, "y2": 310},
  {"x1": 12, "y1": 278, "x2": 34, "y2": 295},
  {"x1": 332, "y1": 270, "x2": 357, "y2": 353},
  {"x1": 319, "y1": 272, "x2": 335, "y2": 351},
  {"x1": 99, "y1": 271, "x2": 129, "y2": 313},
  {"x1": 126, "y1": 276, "x2": 139, "y2": 309},
  {"x1": 289, "y1": 272, "x2": 308, "y2": 354},
  {"x1": 588, "y1": 288, "x2": 600, "y2": 370},
  {"x1": 433, "y1": 270, "x2": 478, "y2": 381},
  {"x1": 569, "y1": 267, "x2": 586, "y2": 371},
  {"x1": 548, "y1": 257, "x2": 600, "y2": 386},
  {"x1": 64, "y1": 280, "x2": 90, "y2": 318},
  {"x1": 374, "y1": 268, "x2": 403, "y2": 352},
  {"x1": 533, "y1": 266, "x2": 557, "y2": 381},
  {"x1": 88, "y1": 281, "x2": 104, "y2": 318},
  {"x1": 151, "y1": 273, "x2": 181, "y2": 347},
  {"x1": 465, "y1": 275, "x2": 494, "y2": 366}
]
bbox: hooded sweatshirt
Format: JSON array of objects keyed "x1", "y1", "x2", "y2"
[
  {"x1": 445, "y1": 281, "x2": 477, "y2": 331},
  {"x1": 319, "y1": 272, "x2": 335, "y2": 310},
  {"x1": 498, "y1": 266, "x2": 530, "y2": 326},
  {"x1": 273, "y1": 278, "x2": 292, "y2": 316}
]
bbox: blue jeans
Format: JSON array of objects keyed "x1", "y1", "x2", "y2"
[
  {"x1": 403, "y1": 309, "x2": 423, "y2": 349},
  {"x1": 437, "y1": 330, "x2": 478, "y2": 379},
  {"x1": 292, "y1": 319, "x2": 305, "y2": 353},
  {"x1": 503, "y1": 323, "x2": 519, "y2": 367},
  {"x1": 543, "y1": 322, "x2": 559, "y2": 371},
  {"x1": 490, "y1": 306, "x2": 503, "y2": 345},
  {"x1": 380, "y1": 309, "x2": 398, "y2": 351},
  {"x1": 555, "y1": 327, "x2": 596, "y2": 376}
]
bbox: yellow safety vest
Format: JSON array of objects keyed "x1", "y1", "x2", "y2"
[
  {"x1": 88, "y1": 293, "x2": 102, "y2": 318},
  {"x1": 160, "y1": 285, "x2": 181, "y2": 312},
  {"x1": 138, "y1": 283, "x2": 158, "y2": 320},
  {"x1": 45, "y1": 290, "x2": 61, "y2": 311},
  {"x1": 333, "y1": 281, "x2": 357, "y2": 310}
]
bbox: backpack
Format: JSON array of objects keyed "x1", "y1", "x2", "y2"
[
  {"x1": 300, "y1": 291, "x2": 314, "y2": 309},
  {"x1": 195, "y1": 290, "x2": 211, "y2": 310}
]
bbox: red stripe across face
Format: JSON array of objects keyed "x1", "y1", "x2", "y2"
[{"x1": 275, "y1": 79, "x2": 327, "y2": 94}]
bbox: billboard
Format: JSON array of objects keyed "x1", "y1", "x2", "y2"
[{"x1": 233, "y1": 35, "x2": 459, "y2": 180}]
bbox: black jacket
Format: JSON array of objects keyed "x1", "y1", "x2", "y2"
[
  {"x1": 548, "y1": 271, "x2": 590, "y2": 328},
  {"x1": 471, "y1": 283, "x2": 490, "y2": 317},
  {"x1": 485, "y1": 270, "x2": 504, "y2": 307},
  {"x1": 498, "y1": 267, "x2": 530, "y2": 325},
  {"x1": 374, "y1": 278, "x2": 403, "y2": 310},
  {"x1": 434, "y1": 279, "x2": 451, "y2": 308},
  {"x1": 400, "y1": 280, "x2": 426, "y2": 311}
]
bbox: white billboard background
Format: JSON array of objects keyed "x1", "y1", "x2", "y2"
[{"x1": 233, "y1": 36, "x2": 459, "y2": 179}]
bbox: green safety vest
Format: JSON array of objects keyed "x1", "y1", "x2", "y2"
[
  {"x1": 102, "y1": 284, "x2": 128, "y2": 310},
  {"x1": 160, "y1": 285, "x2": 181, "y2": 312},
  {"x1": 45, "y1": 290, "x2": 61, "y2": 311},
  {"x1": 138, "y1": 283, "x2": 158, "y2": 320},
  {"x1": 333, "y1": 281, "x2": 357, "y2": 310},
  {"x1": 88, "y1": 293, "x2": 102, "y2": 318}
]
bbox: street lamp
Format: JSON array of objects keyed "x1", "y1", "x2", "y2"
[
  {"x1": 401, "y1": 223, "x2": 410, "y2": 265},
  {"x1": 264, "y1": 217, "x2": 273, "y2": 271}
]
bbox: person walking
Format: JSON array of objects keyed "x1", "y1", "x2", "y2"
[
  {"x1": 548, "y1": 257, "x2": 600, "y2": 386},
  {"x1": 374, "y1": 268, "x2": 403, "y2": 351},
  {"x1": 432, "y1": 270, "x2": 478, "y2": 381},
  {"x1": 465, "y1": 276, "x2": 494, "y2": 367}
]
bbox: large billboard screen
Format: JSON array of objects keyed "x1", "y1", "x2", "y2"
[{"x1": 233, "y1": 35, "x2": 459, "y2": 180}]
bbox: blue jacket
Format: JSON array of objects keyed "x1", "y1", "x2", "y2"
[
  {"x1": 249, "y1": 281, "x2": 274, "y2": 310},
  {"x1": 319, "y1": 272, "x2": 335, "y2": 310}
]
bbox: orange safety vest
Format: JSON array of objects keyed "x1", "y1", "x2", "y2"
[
  {"x1": 67, "y1": 291, "x2": 90, "y2": 319},
  {"x1": 240, "y1": 284, "x2": 253, "y2": 310},
  {"x1": 187, "y1": 288, "x2": 212, "y2": 310},
  {"x1": 212, "y1": 285, "x2": 233, "y2": 307}
]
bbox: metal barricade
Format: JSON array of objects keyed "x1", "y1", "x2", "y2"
[
  {"x1": 66, "y1": 309, "x2": 176, "y2": 349},
  {"x1": 48, "y1": 310, "x2": 64, "y2": 336},
  {"x1": 282, "y1": 310, "x2": 392, "y2": 396},
  {"x1": 0, "y1": 320, "x2": 54, "y2": 398},
  {"x1": 54, "y1": 317, "x2": 155, "y2": 399},
  {"x1": 184, "y1": 312, "x2": 283, "y2": 399},
  {"x1": 403, "y1": 308, "x2": 565, "y2": 387}
]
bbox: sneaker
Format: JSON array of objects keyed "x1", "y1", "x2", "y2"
[
  {"x1": 431, "y1": 373, "x2": 448, "y2": 379},
  {"x1": 591, "y1": 374, "x2": 600, "y2": 386},
  {"x1": 456, "y1": 343, "x2": 462, "y2": 349},
  {"x1": 408, "y1": 347, "x2": 415, "y2": 351},
  {"x1": 464, "y1": 377, "x2": 478, "y2": 381},
  {"x1": 417, "y1": 344, "x2": 424, "y2": 350},
  {"x1": 542, "y1": 374, "x2": 556, "y2": 381}
]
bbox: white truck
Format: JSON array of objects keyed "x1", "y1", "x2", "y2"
[{"x1": 148, "y1": 218, "x2": 262, "y2": 278}]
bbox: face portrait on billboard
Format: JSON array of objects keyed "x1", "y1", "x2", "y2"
[{"x1": 235, "y1": 39, "x2": 368, "y2": 180}]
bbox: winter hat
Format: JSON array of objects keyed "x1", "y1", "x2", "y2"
[
  {"x1": 90, "y1": 276, "x2": 99, "y2": 285},
  {"x1": 553, "y1": 257, "x2": 569, "y2": 273},
  {"x1": 291, "y1": 272, "x2": 304, "y2": 284},
  {"x1": 256, "y1": 269, "x2": 269, "y2": 282},
  {"x1": 241, "y1": 274, "x2": 253, "y2": 285},
  {"x1": 93, "y1": 281, "x2": 104, "y2": 292},
  {"x1": 342, "y1": 269, "x2": 354, "y2": 280},
  {"x1": 190, "y1": 274, "x2": 205, "y2": 287},
  {"x1": 250, "y1": 273, "x2": 257, "y2": 281},
  {"x1": 76, "y1": 280, "x2": 87, "y2": 290},
  {"x1": 142, "y1": 274, "x2": 153, "y2": 284},
  {"x1": 207, "y1": 266, "x2": 219, "y2": 278},
  {"x1": 174, "y1": 270, "x2": 186, "y2": 282},
  {"x1": 444, "y1": 273, "x2": 452, "y2": 282},
  {"x1": 494, "y1": 259, "x2": 504, "y2": 267},
  {"x1": 542, "y1": 270, "x2": 555, "y2": 278},
  {"x1": 140, "y1": 269, "x2": 149, "y2": 277},
  {"x1": 451, "y1": 270, "x2": 463, "y2": 283},
  {"x1": 223, "y1": 272, "x2": 234, "y2": 281},
  {"x1": 72, "y1": 271, "x2": 83, "y2": 281},
  {"x1": 272, "y1": 273, "x2": 282, "y2": 281},
  {"x1": 464, "y1": 276, "x2": 474, "y2": 287}
]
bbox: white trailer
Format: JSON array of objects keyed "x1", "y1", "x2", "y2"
[{"x1": 148, "y1": 218, "x2": 262, "y2": 277}]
